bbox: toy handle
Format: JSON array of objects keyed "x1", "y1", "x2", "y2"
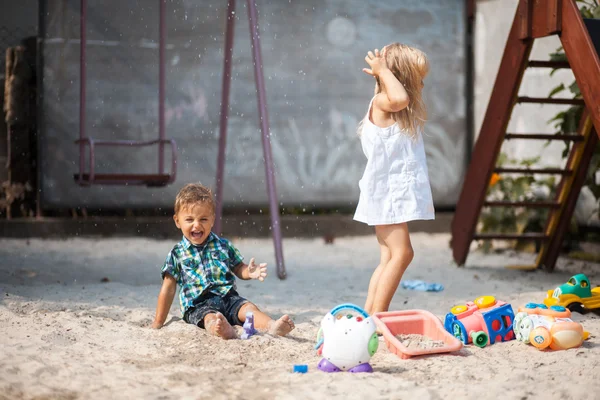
[
  {"x1": 329, "y1": 303, "x2": 370, "y2": 318},
  {"x1": 314, "y1": 327, "x2": 324, "y2": 350}
]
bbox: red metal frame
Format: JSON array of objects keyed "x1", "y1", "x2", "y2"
[
  {"x1": 75, "y1": 0, "x2": 176, "y2": 187},
  {"x1": 213, "y1": 0, "x2": 286, "y2": 280},
  {"x1": 74, "y1": 138, "x2": 177, "y2": 186},
  {"x1": 73, "y1": 0, "x2": 287, "y2": 278},
  {"x1": 214, "y1": 0, "x2": 236, "y2": 231}
]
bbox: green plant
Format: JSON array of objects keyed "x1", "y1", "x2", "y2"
[
  {"x1": 478, "y1": 154, "x2": 556, "y2": 252},
  {"x1": 577, "y1": 0, "x2": 600, "y2": 18}
]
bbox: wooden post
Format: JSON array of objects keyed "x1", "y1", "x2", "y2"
[
  {"x1": 0, "y1": 74, "x2": 7, "y2": 215},
  {"x1": 535, "y1": 0, "x2": 600, "y2": 269},
  {"x1": 537, "y1": 113, "x2": 598, "y2": 271},
  {"x1": 4, "y1": 40, "x2": 37, "y2": 219}
]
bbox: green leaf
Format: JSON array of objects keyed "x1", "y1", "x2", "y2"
[
  {"x1": 549, "y1": 51, "x2": 566, "y2": 62},
  {"x1": 548, "y1": 83, "x2": 566, "y2": 97},
  {"x1": 481, "y1": 240, "x2": 492, "y2": 253},
  {"x1": 548, "y1": 111, "x2": 566, "y2": 124},
  {"x1": 519, "y1": 156, "x2": 540, "y2": 167},
  {"x1": 496, "y1": 152, "x2": 508, "y2": 167},
  {"x1": 581, "y1": 6, "x2": 594, "y2": 18},
  {"x1": 568, "y1": 81, "x2": 581, "y2": 96},
  {"x1": 551, "y1": 106, "x2": 585, "y2": 135}
]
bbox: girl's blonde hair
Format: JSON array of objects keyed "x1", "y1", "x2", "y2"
[{"x1": 360, "y1": 43, "x2": 429, "y2": 138}]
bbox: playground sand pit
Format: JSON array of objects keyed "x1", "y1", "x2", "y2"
[
  {"x1": 1, "y1": 233, "x2": 600, "y2": 399},
  {"x1": 395, "y1": 333, "x2": 446, "y2": 350}
]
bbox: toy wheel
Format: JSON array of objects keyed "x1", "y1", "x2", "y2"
[
  {"x1": 451, "y1": 304, "x2": 468, "y2": 315},
  {"x1": 474, "y1": 295, "x2": 496, "y2": 309},
  {"x1": 567, "y1": 302, "x2": 585, "y2": 314},
  {"x1": 470, "y1": 331, "x2": 489, "y2": 348}
]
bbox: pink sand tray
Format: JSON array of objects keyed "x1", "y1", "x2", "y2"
[{"x1": 372, "y1": 310, "x2": 463, "y2": 359}]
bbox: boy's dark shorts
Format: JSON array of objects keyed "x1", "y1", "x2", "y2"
[{"x1": 183, "y1": 289, "x2": 249, "y2": 329}]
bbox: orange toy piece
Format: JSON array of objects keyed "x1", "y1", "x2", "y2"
[{"x1": 513, "y1": 303, "x2": 589, "y2": 351}]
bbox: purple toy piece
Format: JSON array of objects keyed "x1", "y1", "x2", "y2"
[
  {"x1": 317, "y1": 359, "x2": 341, "y2": 373},
  {"x1": 348, "y1": 363, "x2": 373, "y2": 373},
  {"x1": 317, "y1": 359, "x2": 373, "y2": 373},
  {"x1": 241, "y1": 311, "x2": 257, "y2": 340}
]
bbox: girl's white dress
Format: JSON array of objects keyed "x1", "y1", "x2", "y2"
[{"x1": 354, "y1": 98, "x2": 435, "y2": 226}]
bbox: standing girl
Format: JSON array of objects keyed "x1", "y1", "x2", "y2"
[{"x1": 354, "y1": 43, "x2": 435, "y2": 315}]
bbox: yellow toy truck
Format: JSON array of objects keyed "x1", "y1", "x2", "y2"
[{"x1": 543, "y1": 274, "x2": 600, "y2": 313}]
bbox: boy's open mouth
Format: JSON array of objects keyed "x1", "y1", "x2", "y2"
[{"x1": 191, "y1": 231, "x2": 204, "y2": 239}]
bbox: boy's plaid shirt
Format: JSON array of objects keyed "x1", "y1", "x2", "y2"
[{"x1": 161, "y1": 232, "x2": 244, "y2": 315}]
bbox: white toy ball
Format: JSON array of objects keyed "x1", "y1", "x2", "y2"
[{"x1": 315, "y1": 304, "x2": 379, "y2": 373}]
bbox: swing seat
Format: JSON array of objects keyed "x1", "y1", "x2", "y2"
[{"x1": 73, "y1": 138, "x2": 177, "y2": 187}]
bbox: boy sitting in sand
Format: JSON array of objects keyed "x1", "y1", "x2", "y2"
[{"x1": 151, "y1": 183, "x2": 295, "y2": 339}]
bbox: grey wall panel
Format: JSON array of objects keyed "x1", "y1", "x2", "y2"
[{"x1": 40, "y1": 0, "x2": 466, "y2": 209}]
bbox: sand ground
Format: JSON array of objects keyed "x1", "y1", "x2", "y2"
[{"x1": 1, "y1": 233, "x2": 599, "y2": 400}]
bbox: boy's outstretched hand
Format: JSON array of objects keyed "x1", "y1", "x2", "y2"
[{"x1": 247, "y1": 258, "x2": 268, "y2": 281}]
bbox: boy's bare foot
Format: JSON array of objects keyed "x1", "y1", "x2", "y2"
[
  {"x1": 206, "y1": 312, "x2": 237, "y2": 340},
  {"x1": 268, "y1": 315, "x2": 295, "y2": 336}
]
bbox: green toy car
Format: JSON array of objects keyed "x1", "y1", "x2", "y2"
[{"x1": 544, "y1": 273, "x2": 600, "y2": 313}]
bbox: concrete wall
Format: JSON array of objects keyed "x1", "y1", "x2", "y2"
[
  {"x1": 0, "y1": 0, "x2": 38, "y2": 76},
  {"x1": 39, "y1": 0, "x2": 467, "y2": 209}
]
